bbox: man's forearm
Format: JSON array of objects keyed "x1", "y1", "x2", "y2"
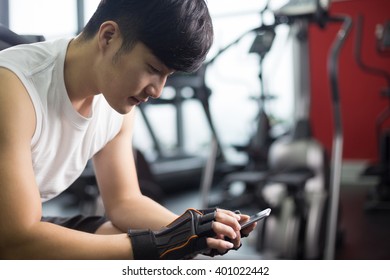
[
  {"x1": 107, "y1": 195, "x2": 178, "y2": 232},
  {"x1": 1, "y1": 221, "x2": 132, "y2": 259}
]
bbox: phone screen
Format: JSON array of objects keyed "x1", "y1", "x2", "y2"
[{"x1": 241, "y1": 208, "x2": 271, "y2": 229}]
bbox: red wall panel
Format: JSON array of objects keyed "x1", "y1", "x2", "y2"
[{"x1": 309, "y1": 0, "x2": 390, "y2": 161}]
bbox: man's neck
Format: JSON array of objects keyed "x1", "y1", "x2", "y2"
[{"x1": 64, "y1": 36, "x2": 99, "y2": 117}]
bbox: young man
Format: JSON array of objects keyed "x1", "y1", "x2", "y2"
[{"x1": 0, "y1": 0, "x2": 256, "y2": 259}]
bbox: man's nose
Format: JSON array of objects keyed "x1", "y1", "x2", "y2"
[{"x1": 147, "y1": 76, "x2": 168, "y2": 99}]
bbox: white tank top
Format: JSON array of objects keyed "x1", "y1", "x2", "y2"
[{"x1": 0, "y1": 38, "x2": 124, "y2": 202}]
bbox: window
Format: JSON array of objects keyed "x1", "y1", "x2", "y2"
[
  {"x1": 9, "y1": 0, "x2": 77, "y2": 39},
  {"x1": 206, "y1": 0, "x2": 294, "y2": 149},
  {"x1": 83, "y1": 0, "x2": 99, "y2": 23}
]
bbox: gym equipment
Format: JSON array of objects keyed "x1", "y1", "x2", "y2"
[
  {"x1": 376, "y1": 20, "x2": 390, "y2": 55},
  {"x1": 263, "y1": 0, "x2": 351, "y2": 260},
  {"x1": 67, "y1": 147, "x2": 168, "y2": 216},
  {"x1": 212, "y1": 17, "x2": 330, "y2": 258},
  {"x1": 355, "y1": 15, "x2": 390, "y2": 211},
  {"x1": 260, "y1": 0, "x2": 351, "y2": 260},
  {"x1": 200, "y1": 1, "x2": 281, "y2": 211},
  {"x1": 204, "y1": 0, "x2": 328, "y2": 259},
  {"x1": 0, "y1": 24, "x2": 44, "y2": 50},
  {"x1": 128, "y1": 208, "x2": 217, "y2": 259},
  {"x1": 203, "y1": 0, "x2": 351, "y2": 260},
  {"x1": 240, "y1": 14, "x2": 276, "y2": 172}
]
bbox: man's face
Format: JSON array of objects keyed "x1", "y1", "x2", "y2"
[{"x1": 98, "y1": 42, "x2": 174, "y2": 115}]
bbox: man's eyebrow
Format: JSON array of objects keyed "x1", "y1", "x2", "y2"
[
  {"x1": 157, "y1": 62, "x2": 174, "y2": 77},
  {"x1": 148, "y1": 54, "x2": 174, "y2": 75}
]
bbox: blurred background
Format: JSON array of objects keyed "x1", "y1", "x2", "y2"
[{"x1": 1, "y1": 0, "x2": 390, "y2": 259}]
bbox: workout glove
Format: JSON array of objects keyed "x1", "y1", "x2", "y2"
[{"x1": 128, "y1": 208, "x2": 217, "y2": 259}]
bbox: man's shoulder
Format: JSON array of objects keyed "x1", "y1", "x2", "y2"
[
  {"x1": 0, "y1": 68, "x2": 36, "y2": 141},
  {"x1": 0, "y1": 38, "x2": 71, "y2": 76},
  {"x1": 0, "y1": 67, "x2": 27, "y2": 93}
]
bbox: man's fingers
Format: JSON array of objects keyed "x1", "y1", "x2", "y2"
[
  {"x1": 217, "y1": 209, "x2": 241, "y2": 221},
  {"x1": 206, "y1": 237, "x2": 234, "y2": 253},
  {"x1": 212, "y1": 221, "x2": 242, "y2": 249},
  {"x1": 214, "y1": 209, "x2": 241, "y2": 231},
  {"x1": 212, "y1": 220, "x2": 238, "y2": 240},
  {"x1": 206, "y1": 209, "x2": 260, "y2": 254}
]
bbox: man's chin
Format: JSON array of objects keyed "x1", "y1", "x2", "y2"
[{"x1": 112, "y1": 104, "x2": 134, "y2": 115}]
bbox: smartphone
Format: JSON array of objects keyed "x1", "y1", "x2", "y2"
[{"x1": 241, "y1": 208, "x2": 271, "y2": 229}]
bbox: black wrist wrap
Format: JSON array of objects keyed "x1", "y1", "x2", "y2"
[
  {"x1": 127, "y1": 229, "x2": 159, "y2": 260},
  {"x1": 128, "y1": 208, "x2": 217, "y2": 260}
]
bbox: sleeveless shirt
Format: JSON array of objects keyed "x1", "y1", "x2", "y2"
[{"x1": 0, "y1": 38, "x2": 124, "y2": 202}]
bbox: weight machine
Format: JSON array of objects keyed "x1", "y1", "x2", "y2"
[
  {"x1": 355, "y1": 15, "x2": 390, "y2": 211},
  {"x1": 201, "y1": 0, "x2": 352, "y2": 259}
]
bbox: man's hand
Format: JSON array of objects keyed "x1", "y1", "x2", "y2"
[
  {"x1": 206, "y1": 209, "x2": 257, "y2": 256},
  {"x1": 127, "y1": 208, "x2": 257, "y2": 259}
]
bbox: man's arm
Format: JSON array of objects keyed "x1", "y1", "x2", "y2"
[
  {"x1": 0, "y1": 68, "x2": 132, "y2": 259},
  {"x1": 93, "y1": 108, "x2": 248, "y2": 254},
  {"x1": 93, "y1": 110, "x2": 178, "y2": 232}
]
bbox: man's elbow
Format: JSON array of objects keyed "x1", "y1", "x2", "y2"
[{"x1": 0, "y1": 223, "x2": 39, "y2": 259}]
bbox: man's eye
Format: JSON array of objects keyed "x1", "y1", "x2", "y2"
[{"x1": 148, "y1": 64, "x2": 161, "y2": 74}]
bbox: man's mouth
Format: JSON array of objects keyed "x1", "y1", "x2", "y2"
[{"x1": 129, "y1": 96, "x2": 145, "y2": 105}]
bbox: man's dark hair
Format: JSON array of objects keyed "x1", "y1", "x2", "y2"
[{"x1": 81, "y1": 0, "x2": 214, "y2": 72}]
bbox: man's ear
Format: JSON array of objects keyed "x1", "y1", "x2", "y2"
[{"x1": 97, "y1": 21, "x2": 121, "y2": 52}]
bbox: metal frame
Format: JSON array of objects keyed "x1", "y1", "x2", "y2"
[
  {"x1": 0, "y1": 0, "x2": 9, "y2": 27},
  {"x1": 291, "y1": 19, "x2": 311, "y2": 122},
  {"x1": 76, "y1": 0, "x2": 85, "y2": 34}
]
